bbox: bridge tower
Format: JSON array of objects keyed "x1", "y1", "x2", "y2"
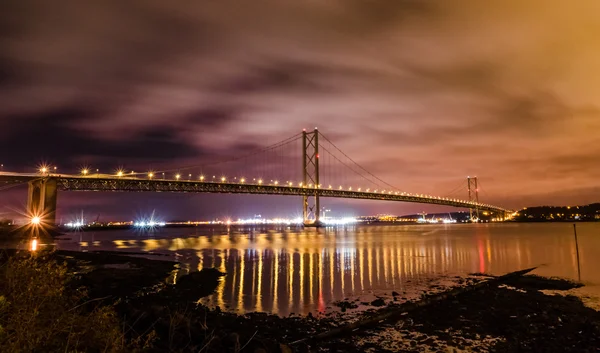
[
  {"x1": 27, "y1": 177, "x2": 58, "y2": 226},
  {"x1": 302, "y1": 128, "x2": 321, "y2": 226},
  {"x1": 467, "y1": 176, "x2": 479, "y2": 222}
]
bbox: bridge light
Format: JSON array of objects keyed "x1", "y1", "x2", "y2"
[
  {"x1": 117, "y1": 170, "x2": 124, "y2": 177},
  {"x1": 200, "y1": 175, "x2": 205, "y2": 181},
  {"x1": 175, "y1": 174, "x2": 181, "y2": 180},
  {"x1": 366, "y1": 188, "x2": 370, "y2": 192},
  {"x1": 40, "y1": 166, "x2": 48, "y2": 174},
  {"x1": 81, "y1": 168, "x2": 89, "y2": 175},
  {"x1": 358, "y1": 188, "x2": 361, "y2": 191},
  {"x1": 349, "y1": 187, "x2": 352, "y2": 191},
  {"x1": 299, "y1": 182, "x2": 303, "y2": 187},
  {"x1": 274, "y1": 180, "x2": 279, "y2": 185},
  {"x1": 339, "y1": 186, "x2": 342, "y2": 190},
  {"x1": 241, "y1": 178, "x2": 246, "y2": 183},
  {"x1": 308, "y1": 183, "x2": 313, "y2": 187},
  {"x1": 221, "y1": 176, "x2": 226, "y2": 182},
  {"x1": 258, "y1": 179, "x2": 263, "y2": 185},
  {"x1": 288, "y1": 181, "x2": 293, "y2": 186},
  {"x1": 328, "y1": 185, "x2": 332, "y2": 189},
  {"x1": 30, "y1": 216, "x2": 41, "y2": 225},
  {"x1": 148, "y1": 172, "x2": 154, "y2": 179}
]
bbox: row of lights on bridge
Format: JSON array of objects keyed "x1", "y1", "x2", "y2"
[{"x1": 35, "y1": 166, "x2": 497, "y2": 210}]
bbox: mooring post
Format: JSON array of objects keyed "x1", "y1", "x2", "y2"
[{"x1": 573, "y1": 224, "x2": 581, "y2": 282}]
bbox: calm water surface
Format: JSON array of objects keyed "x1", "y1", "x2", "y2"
[{"x1": 54, "y1": 223, "x2": 600, "y2": 316}]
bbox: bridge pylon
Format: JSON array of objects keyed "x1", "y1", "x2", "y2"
[
  {"x1": 27, "y1": 177, "x2": 58, "y2": 226},
  {"x1": 302, "y1": 128, "x2": 322, "y2": 226},
  {"x1": 467, "y1": 176, "x2": 479, "y2": 222}
]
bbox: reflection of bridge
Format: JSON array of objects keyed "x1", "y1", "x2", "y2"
[{"x1": 0, "y1": 129, "x2": 512, "y2": 225}]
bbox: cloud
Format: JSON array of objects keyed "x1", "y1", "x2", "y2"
[
  {"x1": 1, "y1": 0, "x2": 600, "y2": 218},
  {"x1": 0, "y1": 106, "x2": 202, "y2": 168}
]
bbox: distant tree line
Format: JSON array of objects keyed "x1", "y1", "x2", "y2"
[{"x1": 515, "y1": 203, "x2": 600, "y2": 221}]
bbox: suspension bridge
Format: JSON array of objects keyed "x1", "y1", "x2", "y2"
[{"x1": 0, "y1": 129, "x2": 512, "y2": 226}]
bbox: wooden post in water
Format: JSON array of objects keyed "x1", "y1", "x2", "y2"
[{"x1": 573, "y1": 224, "x2": 581, "y2": 282}]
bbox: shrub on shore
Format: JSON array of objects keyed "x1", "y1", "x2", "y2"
[{"x1": 0, "y1": 252, "x2": 134, "y2": 352}]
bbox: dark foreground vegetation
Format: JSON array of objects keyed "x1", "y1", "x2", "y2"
[{"x1": 1, "y1": 250, "x2": 599, "y2": 352}]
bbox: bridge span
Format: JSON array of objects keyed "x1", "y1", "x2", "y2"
[
  {"x1": 0, "y1": 173, "x2": 512, "y2": 226},
  {"x1": 0, "y1": 129, "x2": 513, "y2": 226}
]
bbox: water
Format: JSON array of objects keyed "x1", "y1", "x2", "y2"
[{"x1": 54, "y1": 223, "x2": 600, "y2": 316}]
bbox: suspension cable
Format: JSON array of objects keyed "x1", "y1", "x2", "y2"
[
  {"x1": 151, "y1": 133, "x2": 303, "y2": 175},
  {"x1": 320, "y1": 145, "x2": 385, "y2": 189},
  {"x1": 319, "y1": 133, "x2": 401, "y2": 191},
  {"x1": 0, "y1": 181, "x2": 30, "y2": 192}
]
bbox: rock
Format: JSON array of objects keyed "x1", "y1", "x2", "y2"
[
  {"x1": 371, "y1": 298, "x2": 385, "y2": 307},
  {"x1": 392, "y1": 291, "x2": 400, "y2": 296},
  {"x1": 334, "y1": 300, "x2": 359, "y2": 311},
  {"x1": 174, "y1": 268, "x2": 226, "y2": 300}
]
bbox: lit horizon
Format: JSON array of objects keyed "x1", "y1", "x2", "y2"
[{"x1": 2, "y1": 1, "x2": 600, "y2": 220}]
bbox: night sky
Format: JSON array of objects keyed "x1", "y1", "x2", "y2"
[{"x1": 1, "y1": 1, "x2": 599, "y2": 222}]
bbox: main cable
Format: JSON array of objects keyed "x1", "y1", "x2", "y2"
[
  {"x1": 319, "y1": 133, "x2": 401, "y2": 191},
  {"x1": 150, "y1": 133, "x2": 303, "y2": 175}
]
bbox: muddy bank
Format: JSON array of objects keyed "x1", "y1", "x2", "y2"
[
  {"x1": 2, "y1": 249, "x2": 599, "y2": 352},
  {"x1": 348, "y1": 275, "x2": 599, "y2": 352}
]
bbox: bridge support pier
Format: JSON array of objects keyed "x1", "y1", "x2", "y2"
[{"x1": 27, "y1": 178, "x2": 58, "y2": 226}]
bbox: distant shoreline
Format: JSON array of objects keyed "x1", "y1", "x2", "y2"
[
  {"x1": 53, "y1": 219, "x2": 600, "y2": 233},
  {"x1": 3, "y1": 220, "x2": 598, "y2": 238}
]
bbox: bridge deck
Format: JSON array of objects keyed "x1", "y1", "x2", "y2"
[{"x1": 0, "y1": 173, "x2": 511, "y2": 214}]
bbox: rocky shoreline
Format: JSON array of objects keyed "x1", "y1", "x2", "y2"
[{"x1": 1, "y1": 249, "x2": 599, "y2": 352}]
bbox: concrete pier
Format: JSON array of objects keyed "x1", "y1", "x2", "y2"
[{"x1": 27, "y1": 178, "x2": 58, "y2": 225}]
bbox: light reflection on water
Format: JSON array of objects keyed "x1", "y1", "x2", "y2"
[{"x1": 55, "y1": 223, "x2": 600, "y2": 316}]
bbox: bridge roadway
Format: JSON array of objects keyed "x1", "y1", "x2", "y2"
[{"x1": 0, "y1": 172, "x2": 512, "y2": 215}]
